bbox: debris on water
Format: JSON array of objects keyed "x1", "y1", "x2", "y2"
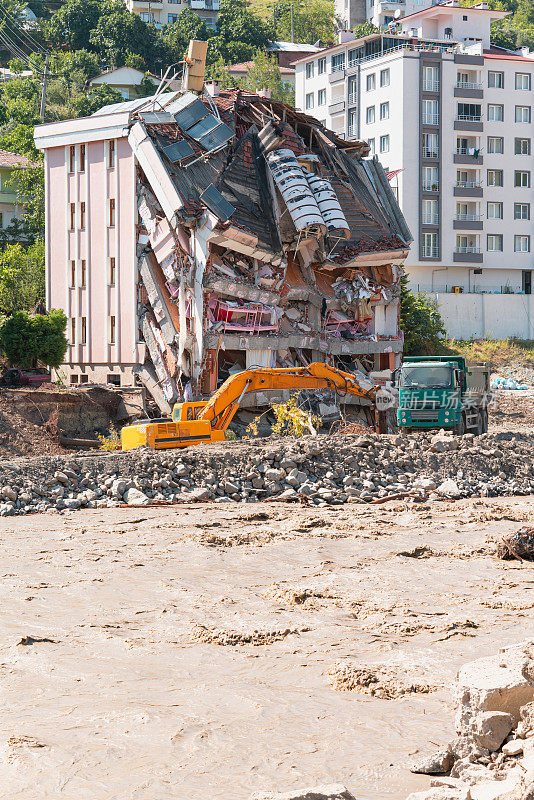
[{"x1": 497, "y1": 527, "x2": 534, "y2": 561}]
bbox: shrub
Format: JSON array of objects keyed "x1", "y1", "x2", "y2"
[
  {"x1": 400, "y1": 275, "x2": 446, "y2": 356},
  {"x1": 0, "y1": 309, "x2": 68, "y2": 368}
]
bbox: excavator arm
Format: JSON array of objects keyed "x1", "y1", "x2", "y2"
[{"x1": 198, "y1": 363, "x2": 379, "y2": 432}]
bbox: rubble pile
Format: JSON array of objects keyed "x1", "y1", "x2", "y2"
[
  {"x1": 406, "y1": 642, "x2": 534, "y2": 800},
  {"x1": 0, "y1": 429, "x2": 532, "y2": 516}
]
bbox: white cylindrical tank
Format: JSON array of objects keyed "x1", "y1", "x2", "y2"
[
  {"x1": 266, "y1": 149, "x2": 326, "y2": 236},
  {"x1": 305, "y1": 171, "x2": 350, "y2": 239}
]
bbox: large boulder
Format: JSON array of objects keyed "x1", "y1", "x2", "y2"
[{"x1": 473, "y1": 711, "x2": 514, "y2": 751}]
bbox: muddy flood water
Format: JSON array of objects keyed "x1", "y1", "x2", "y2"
[{"x1": 0, "y1": 496, "x2": 532, "y2": 799}]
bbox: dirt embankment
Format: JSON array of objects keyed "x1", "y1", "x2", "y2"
[{"x1": 0, "y1": 496, "x2": 531, "y2": 799}]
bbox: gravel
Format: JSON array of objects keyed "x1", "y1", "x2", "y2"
[{"x1": 0, "y1": 428, "x2": 532, "y2": 516}]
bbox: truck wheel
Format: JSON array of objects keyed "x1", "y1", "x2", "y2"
[
  {"x1": 473, "y1": 410, "x2": 484, "y2": 436},
  {"x1": 454, "y1": 413, "x2": 466, "y2": 436}
]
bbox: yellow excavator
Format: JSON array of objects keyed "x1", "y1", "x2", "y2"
[{"x1": 121, "y1": 362, "x2": 390, "y2": 451}]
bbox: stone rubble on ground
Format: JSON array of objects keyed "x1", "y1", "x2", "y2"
[
  {"x1": 406, "y1": 642, "x2": 534, "y2": 800},
  {"x1": 249, "y1": 787, "x2": 357, "y2": 800},
  {"x1": 0, "y1": 429, "x2": 531, "y2": 516}
]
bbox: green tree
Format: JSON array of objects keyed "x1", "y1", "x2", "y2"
[
  {"x1": 163, "y1": 7, "x2": 213, "y2": 62},
  {"x1": 400, "y1": 274, "x2": 446, "y2": 356},
  {"x1": 0, "y1": 309, "x2": 68, "y2": 368},
  {"x1": 217, "y1": 0, "x2": 273, "y2": 51},
  {"x1": 241, "y1": 50, "x2": 294, "y2": 102},
  {"x1": 273, "y1": 0, "x2": 334, "y2": 44},
  {"x1": 89, "y1": 0, "x2": 170, "y2": 69},
  {"x1": 0, "y1": 241, "x2": 45, "y2": 315},
  {"x1": 46, "y1": 0, "x2": 103, "y2": 50}
]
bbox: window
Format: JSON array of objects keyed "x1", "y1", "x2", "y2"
[
  {"x1": 318, "y1": 57, "x2": 326, "y2": 75},
  {"x1": 516, "y1": 72, "x2": 531, "y2": 90},
  {"x1": 348, "y1": 48, "x2": 358, "y2": 65},
  {"x1": 0, "y1": 213, "x2": 3, "y2": 228},
  {"x1": 70, "y1": 260, "x2": 76, "y2": 287},
  {"x1": 69, "y1": 145, "x2": 75, "y2": 173},
  {"x1": 306, "y1": 62, "x2": 314, "y2": 79},
  {"x1": 380, "y1": 68, "x2": 390, "y2": 87},
  {"x1": 80, "y1": 317, "x2": 87, "y2": 345},
  {"x1": 422, "y1": 231, "x2": 438, "y2": 258},
  {"x1": 422, "y1": 132, "x2": 438, "y2": 159},
  {"x1": 366, "y1": 105, "x2": 375, "y2": 124},
  {"x1": 423, "y1": 65, "x2": 439, "y2": 91},
  {"x1": 462, "y1": 14, "x2": 467, "y2": 20},
  {"x1": 70, "y1": 317, "x2": 76, "y2": 345},
  {"x1": 70, "y1": 374, "x2": 79, "y2": 385},
  {"x1": 487, "y1": 169, "x2": 503, "y2": 187},
  {"x1": 515, "y1": 138, "x2": 531, "y2": 155},
  {"x1": 79, "y1": 375, "x2": 89, "y2": 384},
  {"x1": 107, "y1": 373, "x2": 121, "y2": 386},
  {"x1": 108, "y1": 140, "x2": 115, "y2": 169},
  {"x1": 79, "y1": 144, "x2": 85, "y2": 172},
  {"x1": 69, "y1": 202, "x2": 75, "y2": 230},
  {"x1": 109, "y1": 315, "x2": 116, "y2": 344},
  {"x1": 81, "y1": 259, "x2": 86, "y2": 288},
  {"x1": 379, "y1": 134, "x2": 389, "y2": 153},
  {"x1": 348, "y1": 109, "x2": 358, "y2": 136},
  {"x1": 422, "y1": 99, "x2": 438, "y2": 124},
  {"x1": 515, "y1": 235, "x2": 530, "y2": 252},
  {"x1": 380, "y1": 102, "x2": 389, "y2": 121},
  {"x1": 487, "y1": 234, "x2": 503, "y2": 252},
  {"x1": 367, "y1": 138, "x2": 375, "y2": 155},
  {"x1": 516, "y1": 105, "x2": 531, "y2": 123},
  {"x1": 366, "y1": 73, "x2": 375, "y2": 91},
  {"x1": 80, "y1": 201, "x2": 85, "y2": 230},
  {"x1": 109, "y1": 257, "x2": 116, "y2": 286},
  {"x1": 456, "y1": 202, "x2": 469, "y2": 220},
  {"x1": 514, "y1": 203, "x2": 530, "y2": 220},
  {"x1": 348, "y1": 76, "x2": 357, "y2": 103},
  {"x1": 487, "y1": 104, "x2": 503, "y2": 121},
  {"x1": 458, "y1": 102, "x2": 481, "y2": 121},
  {"x1": 487, "y1": 201, "x2": 503, "y2": 220},
  {"x1": 317, "y1": 89, "x2": 326, "y2": 106},
  {"x1": 305, "y1": 92, "x2": 314, "y2": 110},
  {"x1": 422, "y1": 198, "x2": 438, "y2": 224},
  {"x1": 168, "y1": 13, "x2": 179, "y2": 23},
  {"x1": 515, "y1": 170, "x2": 530, "y2": 187},
  {"x1": 457, "y1": 71, "x2": 470, "y2": 86},
  {"x1": 140, "y1": 11, "x2": 154, "y2": 21},
  {"x1": 422, "y1": 166, "x2": 439, "y2": 191},
  {"x1": 488, "y1": 71, "x2": 504, "y2": 88},
  {"x1": 487, "y1": 136, "x2": 503, "y2": 154},
  {"x1": 109, "y1": 198, "x2": 116, "y2": 226},
  {"x1": 332, "y1": 53, "x2": 345, "y2": 72},
  {"x1": 169, "y1": 0, "x2": 180, "y2": 4}
]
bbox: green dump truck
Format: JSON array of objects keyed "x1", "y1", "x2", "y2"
[{"x1": 397, "y1": 356, "x2": 490, "y2": 435}]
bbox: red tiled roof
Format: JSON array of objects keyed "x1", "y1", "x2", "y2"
[
  {"x1": 0, "y1": 149, "x2": 35, "y2": 168},
  {"x1": 484, "y1": 47, "x2": 534, "y2": 61}
]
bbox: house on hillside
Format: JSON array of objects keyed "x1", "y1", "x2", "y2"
[
  {"x1": 0, "y1": 149, "x2": 35, "y2": 240},
  {"x1": 88, "y1": 67, "x2": 160, "y2": 100},
  {"x1": 34, "y1": 87, "x2": 411, "y2": 412}
]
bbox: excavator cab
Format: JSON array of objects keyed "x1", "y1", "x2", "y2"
[{"x1": 172, "y1": 401, "x2": 208, "y2": 422}]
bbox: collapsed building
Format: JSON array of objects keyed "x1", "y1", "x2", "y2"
[{"x1": 35, "y1": 81, "x2": 411, "y2": 416}]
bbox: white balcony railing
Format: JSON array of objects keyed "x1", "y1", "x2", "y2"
[
  {"x1": 422, "y1": 148, "x2": 439, "y2": 159},
  {"x1": 422, "y1": 182, "x2": 439, "y2": 191},
  {"x1": 456, "y1": 81, "x2": 482, "y2": 89},
  {"x1": 332, "y1": 61, "x2": 345, "y2": 73},
  {"x1": 422, "y1": 113, "x2": 439, "y2": 125},
  {"x1": 422, "y1": 80, "x2": 439, "y2": 91},
  {"x1": 456, "y1": 181, "x2": 481, "y2": 188},
  {"x1": 455, "y1": 213, "x2": 481, "y2": 221},
  {"x1": 422, "y1": 213, "x2": 439, "y2": 224},
  {"x1": 456, "y1": 114, "x2": 482, "y2": 122},
  {"x1": 348, "y1": 125, "x2": 357, "y2": 138},
  {"x1": 348, "y1": 92, "x2": 357, "y2": 104},
  {"x1": 456, "y1": 147, "x2": 481, "y2": 155},
  {"x1": 422, "y1": 245, "x2": 439, "y2": 257},
  {"x1": 456, "y1": 245, "x2": 481, "y2": 253}
]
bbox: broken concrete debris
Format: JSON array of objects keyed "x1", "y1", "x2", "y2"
[
  {"x1": 497, "y1": 528, "x2": 534, "y2": 561},
  {"x1": 248, "y1": 787, "x2": 357, "y2": 800},
  {"x1": 406, "y1": 642, "x2": 534, "y2": 800},
  {"x1": 116, "y1": 89, "x2": 409, "y2": 408},
  {"x1": 0, "y1": 429, "x2": 532, "y2": 516}
]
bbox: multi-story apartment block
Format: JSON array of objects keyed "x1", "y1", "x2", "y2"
[
  {"x1": 296, "y1": 1, "x2": 534, "y2": 298},
  {"x1": 125, "y1": 0, "x2": 218, "y2": 30},
  {"x1": 335, "y1": 0, "x2": 443, "y2": 34}
]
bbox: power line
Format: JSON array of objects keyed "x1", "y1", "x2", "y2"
[{"x1": 0, "y1": 3, "x2": 49, "y2": 55}]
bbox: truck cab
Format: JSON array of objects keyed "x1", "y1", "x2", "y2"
[{"x1": 397, "y1": 356, "x2": 489, "y2": 434}]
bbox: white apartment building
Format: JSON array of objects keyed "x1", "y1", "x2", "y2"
[
  {"x1": 125, "y1": 0, "x2": 218, "y2": 29},
  {"x1": 336, "y1": 0, "x2": 444, "y2": 35},
  {"x1": 295, "y1": 1, "x2": 534, "y2": 299}
]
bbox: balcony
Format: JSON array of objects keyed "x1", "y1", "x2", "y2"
[
  {"x1": 454, "y1": 114, "x2": 483, "y2": 132},
  {"x1": 422, "y1": 147, "x2": 439, "y2": 159},
  {"x1": 454, "y1": 181, "x2": 482, "y2": 197},
  {"x1": 454, "y1": 80, "x2": 483, "y2": 99},
  {"x1": 422, "y1": 245, "x2": 439, "y2": 258},
  {"x1": 422, "y1": 213, "x2": 439, "y2": 225},
  {"x1": 454, "y1": 148, "x2": 483, "y2": 165},
  {"x1": 422, "y1": 182, "x2": 439, "y2": 193},
  {"x1": 453, "y1": 246, "x2": 483, "y2": 262},
  {"x1": 453, "y1": 214, "x2": 483, "y2": 230},
  {"x1": 422, "y1": 113, "x2": 439, "y2": 125},
  {"x1": 347, "y1": 125, "x2": 358, "y2": 139},
  {"x1": 422, "y1": 80, "x2": 439, "y2": 92},
  {"x1": 348, "y1": 92, "x2": 357, "y2": 106}
]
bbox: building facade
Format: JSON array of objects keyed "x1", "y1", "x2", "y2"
[
  {"x1": 296, "y1": 2, "x2": 534, "y2": 298},
  {"x1": 335, "y1": 0, "x2": 446, "y2": 34},
  {"x1": 124, "y1": 0, "x2": 218, "y2": 30},
  {"x1": 34, "y1": 89, "x2": 410, "y2": 406},
  {"x1": 0, "y1": 149, "x2": 34, "y2": 238}
]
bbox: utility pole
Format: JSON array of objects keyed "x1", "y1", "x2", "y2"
[
  {"x1": 290, "y1": 3, "x2": 294, "y2": 42},
  {"x1": 40, "y1": 53, "x2": 49, "y2": 123}
]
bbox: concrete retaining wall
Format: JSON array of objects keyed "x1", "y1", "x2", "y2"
[{"x1": 426, "y1": 293, "x2": 534, "y2": 340}]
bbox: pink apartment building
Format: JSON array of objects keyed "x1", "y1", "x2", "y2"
[{"x1": 35, "y1": 88, "x2": 411, "y2": 414}]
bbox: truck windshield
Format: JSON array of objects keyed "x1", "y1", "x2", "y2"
[{"x1": 400, "y1": 365, "x2": 453, "y2": 389}]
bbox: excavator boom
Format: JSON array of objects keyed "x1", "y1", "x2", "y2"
[{"x1": 121, "y1": 362, "x2": 383, "y2": 452}]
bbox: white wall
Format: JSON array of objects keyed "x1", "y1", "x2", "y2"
[{"x1": 429, "y1": 292, "x2": 534, "y2": 339}]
